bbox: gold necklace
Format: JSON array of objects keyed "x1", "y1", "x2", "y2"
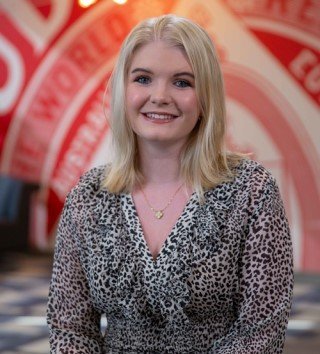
[{"x1": 140, "y1": 183, "x2": 184, "y2": 219}]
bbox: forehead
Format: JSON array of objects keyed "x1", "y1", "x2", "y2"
[{"x1": 128, "y1": 40, "x2": 192, "y2": 72}]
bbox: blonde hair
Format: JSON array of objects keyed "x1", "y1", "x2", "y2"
[{"x1": 103, "y1": 14, "x2": 243, "y2": 199}]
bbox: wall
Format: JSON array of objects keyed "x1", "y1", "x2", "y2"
[{"x1": 0, "y1": 0, "x2": 319, "y2": 271}]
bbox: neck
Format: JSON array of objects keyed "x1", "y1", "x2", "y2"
[{"x1": 137, "y1": 140, "x2": 184, "y2": 186}]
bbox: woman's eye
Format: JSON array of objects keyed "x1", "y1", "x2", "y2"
[
  {"x1": 174, "y1": 80, "x2": 191, "y2": 88},
  {"x1": 134, "y1": 76, "x2": 151, "y2": 85}
]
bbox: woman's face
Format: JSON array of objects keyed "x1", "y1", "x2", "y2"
[{"x1": 125, "y1": 40, "x2": 200, "y2": 148}]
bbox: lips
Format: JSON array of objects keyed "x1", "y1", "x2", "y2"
[{"x1": 142, "y1": 112, "x2": 179, "y2": 121}]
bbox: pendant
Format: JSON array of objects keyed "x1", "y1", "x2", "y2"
[{"x1": 155, "y1": 210, "x2": 164, "y2": 219}]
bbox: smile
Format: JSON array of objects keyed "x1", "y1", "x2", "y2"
[{"x1": 143, "y1": 112, "x2": 178, "y2": 121}]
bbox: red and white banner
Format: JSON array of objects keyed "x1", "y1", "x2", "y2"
[{"x1": 1, "y1": 0, "x2": 319, "y2": 271}]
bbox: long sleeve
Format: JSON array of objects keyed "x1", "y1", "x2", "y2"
[
  {"x1": 212, "y1": 170, "x2": 294, "y2": 353},
  {"x1": 47, "y1": 191, "x2": 104, "y2": 354}
]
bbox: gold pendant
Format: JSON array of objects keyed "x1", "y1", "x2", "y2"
[{"x1": 155, "y1": 210, "x2": 163, "y2": 219}]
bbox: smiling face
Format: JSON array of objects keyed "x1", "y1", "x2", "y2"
[{"x1": 125, "y1": 40, "x2": 200, "y2": 149}]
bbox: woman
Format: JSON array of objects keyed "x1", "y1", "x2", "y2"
[{"x1": 47, "y1": 14, "x2": 293, "y2": 353}]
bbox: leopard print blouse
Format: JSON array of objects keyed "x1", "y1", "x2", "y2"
[{"x1": 47, "y1": 159, "x2": 293, "y2": 353}]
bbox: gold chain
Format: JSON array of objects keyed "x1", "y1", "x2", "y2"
[{"x1": 140, "y1": 183, "x2": 184, "y2": 219}]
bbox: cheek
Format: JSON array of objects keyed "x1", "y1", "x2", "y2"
[
  {"x1": 182, "y1": 93, "x2": 200, "y2": 117},
  {"x1": 126, "y1": 87, "x2": 146, "y2": 112}
]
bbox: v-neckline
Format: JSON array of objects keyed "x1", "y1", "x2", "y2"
[{"x1": 120, "y1": 192, "x2": 198, "y2": 265}]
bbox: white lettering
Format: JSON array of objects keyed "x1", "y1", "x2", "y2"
[
  {"x1": 0, "y1": 0, "x2": 72, "y2": 52},
  {"x1": 289, "y1": 49, "x2": 317, "y2": 79},
  {"x1": 0, "y1": 34, "x2": 24, "y2": 114},
  {"x1": 51, "y1": 90, "x2": 107, "y2": 199},
  {"x1": 305, "y1": 64, "x2": 320, "y2": 94},
  {"x1": 301, "y1": 0, "x2": 320, "y2": 28}
]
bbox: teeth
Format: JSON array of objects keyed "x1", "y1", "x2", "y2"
[{"x1": 145, "y1": 113, "x2": 176, "y2": 120}]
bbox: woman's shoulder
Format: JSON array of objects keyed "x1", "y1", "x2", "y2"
[
  {"x1": 208, "y1": 158, "x2": 278, "y2": 199},
  {"x1": 233, "y1": 158, "x2": 275, "y2": 185},
  {"x1": 67, "y1": 164, "x2": 111, "y2": 203},
  {"x1": 79, "y1": 164, "x2": 108, "y2": 187},
  {"x1": 204, "y1": 158, "x2": 282, "y2": 214},
  {"x1": 231, "y1": 158, "x2": 280, "y2": 200}
]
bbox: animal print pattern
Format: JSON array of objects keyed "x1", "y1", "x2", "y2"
[{"x1": 47, "y1": 159, "x2": 293, "y2": 353}]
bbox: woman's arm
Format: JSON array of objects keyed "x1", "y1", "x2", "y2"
[
  {"x1": 213, "y1": 170, "x2": 294, "y2": 354},
  {"x1": 47, "y1": 191, "x2": 104, "y2": 354}
]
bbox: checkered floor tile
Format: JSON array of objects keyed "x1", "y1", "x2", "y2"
[{"x1": 0, "y1": 253, "x2": 319, "y2": 353}]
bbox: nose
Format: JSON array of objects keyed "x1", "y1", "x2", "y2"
[{"x1": 150, "y1": 82, "x2": 171, "y2": 105}]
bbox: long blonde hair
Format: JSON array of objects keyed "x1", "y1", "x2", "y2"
[{"x1": 103, "y1": 14, "x2": 243, "y2": 199}]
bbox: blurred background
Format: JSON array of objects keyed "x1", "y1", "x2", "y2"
[{"x1": 0, "y1": 0, "x2": 319, "y2": 353}]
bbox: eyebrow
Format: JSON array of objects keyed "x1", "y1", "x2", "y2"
[
  {"x1": 130, "y1": 68, "x2": 195, "y2": 79},
  {"x1": 173, "y1": 72, "x2": 195, "y2": 79},
  {"x1": 131, "y1": 68, "x2": 153, "y2": 74}
]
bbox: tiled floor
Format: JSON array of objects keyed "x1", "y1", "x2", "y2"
[
  {"x1": 0, "y1": 252, "x2": 319, "y2": 353},
  {"x1": 0, "y1": 253, "x2": 51, "y2": 353}
]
